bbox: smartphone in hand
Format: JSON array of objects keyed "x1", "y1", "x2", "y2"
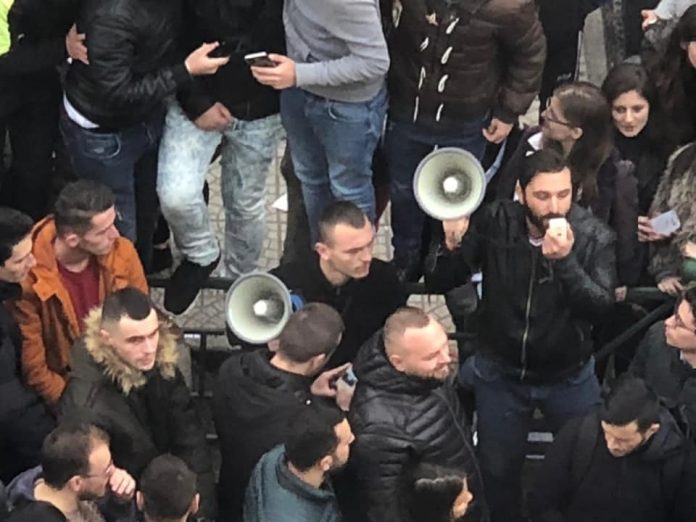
[{"x1": 244, "y1": 51, "x2": 277, "y2": 68}]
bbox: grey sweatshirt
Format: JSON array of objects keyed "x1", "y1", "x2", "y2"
[
  {"x1": 283, "y1": 0, "x2": 389, "y2": 102},
  {"x1": 654, "y1": 0, "x2": 696, "y2": 19}
]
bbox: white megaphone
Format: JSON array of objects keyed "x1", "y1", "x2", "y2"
[
  {"x1": 413, "y1": 147, "x2": 486, "y2": 220},
  {"x1": 225, "y1": 272, "x2": 301, "y2": 344}
]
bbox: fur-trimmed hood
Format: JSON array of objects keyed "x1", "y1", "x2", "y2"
[{"x1": 74, "y1": 307, "x2": 179, "y2": 394}]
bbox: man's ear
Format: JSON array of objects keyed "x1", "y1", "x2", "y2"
[
  {"x1": 515, "y1": 181, "x2": 525, "y2": 204},
  {"x1": 67, "y1": 475, "x2": 82, "y2": 494},
  {"x1": 570, "y1": 126, "x2": 583, "y2": 141},
  {"x1": 645, "y1": 423, "x2": 660, "y2": 440},
  {"x1": 387, "y1": 352, "x2": 404, "y2": 372},
  {"x1": 319, "y1": 455, "x2": 333, "y2": 473},
  {"x1": 99, "y1": 328, "x2": 111, "y2": 346},
  {"x1": 190, "y1": 493, "x2": 200, "y2": 516},
  {"x1": 63, "y1": 231, "x2": 81, "y2": 249},
  {"x1": 315, "y1": 241, "x2": 329, "y2": 260},
  {"x1": 135, "y1": 491, "x2": 144, "y2": 511},
  {"x1": 310, "y1": 353, "x2": 327, "y2": 373}
]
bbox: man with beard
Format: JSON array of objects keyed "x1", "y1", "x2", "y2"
[
  {"x1": 425, "y1": 148, "x2": 616, "y2": 522},
  {"x1": 244, "y1": 402, "x2": 354, "y2": 522},
  {"x1": 343, "y1": 307, "x2": 486, "y2": 522},
  {"x1": 5, "y1": 422, "x2": 135, "y2": 522}
]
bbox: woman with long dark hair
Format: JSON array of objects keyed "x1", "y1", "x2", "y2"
[
  {"x1": 496, "y1": 81, "x2": 639, "y2": 286},
  {"x1": 410, "y1": 464, "x2": 473, "y2": 522},
  {"x1": 651, "y1": 4, "x2": 696, "y2": 149}
]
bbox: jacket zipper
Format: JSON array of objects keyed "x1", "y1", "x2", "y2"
[{"x1": 520, "y1": 252, "x2": 536, "y2": 381}]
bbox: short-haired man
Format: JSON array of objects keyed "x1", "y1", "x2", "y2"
[
  {"x1": 530, "y1": 377, "x2": 696, "y2": 522},
  {"x1": 251, "y1": 0, "x2": 390, "y2": 242},
  {"x1": 0, "y1": 207, "x2": 54, "y2": 482},
  {"x1": 215, "y1": 302, "x2": 348, "y2": 521},
  {"x1": 59, "y1": 288, "x2": 216, "y2": 519},
  {"x1": 12, "y1": 181, "x2": 148, "y2": 405},
  {"x1": 5, "y1": 422, "x2": 135, "y2": 522},
  {"x1": 269, "y1": 201, "x2": 405, "y2": 367},
  {"x1": 137, "y1": 455, "x2": 200, "y2": 522},
  {"x1": 345, "y1": 307, "x2": 486, "y2": 522},
  {"x1": 244, "y1": 402, "x2": 354, "y2": 522},
  {"x1": 629, "y1": 287, "x2": 696, "y2": 441},
  {"x1": 426, "y1": 149, "x2": 616, "y2": 522}
]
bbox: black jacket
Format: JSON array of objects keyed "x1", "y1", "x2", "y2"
[
  {"x1": 530, "y1": 409, "x2": 696, "y2": 522},
  {"x1": 343, "y1": 332, "x2": 487, "y2": 522},
  {"x1": 213, "y1": 349, "x2": 318, "y2": 522},
  {"x1": 426, "y1": 200, "x2": 616, "y2": 381},
  {"x1": 630, "y1": 322, "x2": 696, "y2": 441},
  {"x1": 59, "y1": 308, "x2": 216, "y2": 518},
  {"x1": 384, "y1": 0, "x2": 545, "y2": 127},
  {"x1": 64, "y1": 0, "x2": 190, "y2": 129},
  {"x1": 177, "y1": 0, "x2": 284, "y2": 121},
  {"x1": 6, "y1": 502, "x2": 65, "y2": 522},
  {"x1": 271, "y1": 254, "x2": 406, "y2": 367}
]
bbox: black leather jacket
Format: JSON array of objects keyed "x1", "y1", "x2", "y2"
[
  {"x1": 426, "y1": 200, "x2": 616, "y2": 382},
  {"x1": 344, "y1": 332, "x2": 488, "y2": 522},
  {"x1": 64, "y1": 0, "x2": 190, "y2": 129}
]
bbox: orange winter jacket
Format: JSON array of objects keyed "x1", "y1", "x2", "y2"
[{"x1": 11, "y1": 217, "x2": 148, "y2": 404}]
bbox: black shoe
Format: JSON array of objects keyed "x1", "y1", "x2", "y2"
[{"x1": 164, "y1": 256, "x2": 220, "y2": 314}]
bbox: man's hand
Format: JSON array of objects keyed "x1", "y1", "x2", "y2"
[
  {"x1": 483, "y1": 118, "x2": 513, "y2": 144},
  {"x1": 442, "y1": 218, "x2": 470, "y2": 251},
  {"x1": 194, "y1": 102, "x2": 233, "y2": 131},
  {"x1": 658, "y1": 276, "x2": 683, "y2": 296},
  {"x1": 66, "y1": 24, "x2": 88, "y2": 65},
  {"x1": 109, "y1": 467, "x2": 136, "y2": 501},
  {"x1": 542, "y1": 224, "x2": 574, "y2": 260},
  {"x1": 251, "y1": 54, "x2": 296, "y2": 90},
  {"x1": 185, "y1": 42, "x2": 230, "y2": 76},
  {"x1": 310, "y1": 363, "x2": 351, "y2": 398},
  {"x1": 641, "y1": 9, "x2": 659, "y2": 30},
  {"x1": 638, "y1": 215, "x2": 669, "y2": 242}
]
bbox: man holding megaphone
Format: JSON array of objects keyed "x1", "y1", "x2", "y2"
[{"x1": 425, "y1": 149, "x2": 617, "y2": 522}]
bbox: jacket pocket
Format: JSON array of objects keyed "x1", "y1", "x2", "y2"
[{"x1": 77, "y1": 131, "x2": 122, "y2": 160}]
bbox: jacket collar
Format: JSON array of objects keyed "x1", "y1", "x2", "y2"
[
  {"x1": 0, "y1": 281, "x2": 21, "y2": 303},
  {"x1": 79, "y1": 308, "x2": 179, "y2": 394},
  {"x1": 353, "y1": 330, "x2": 444, "y2": 395},
  {"x1": 273, "y1": 446, "x2": 336, "y2": 502}
]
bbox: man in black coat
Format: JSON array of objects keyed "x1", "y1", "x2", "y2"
[
  {"x1": 426, "y1": 149, "x2": 616, "y2": 522},
  {"x1": 214, "y1": 303, "x2": 349, "y2": 522},
  {"x1": 59, "y1": 288, "x2": 216, "y2": 519},
  {"x1": 630, "y1": 287, "x2": 696, "y2": 441},
  {"x1": 344, "y1": 306, "x2": 487, "y2": 522},
  {"x1": 270, "y1": 201, "x2": 406, "y2": 367},
  {"x1": 0, "y1": 207, "x2": 54, "y2": 482},
  {"x1": 530, "y1": 376, "x2": 696, "y2": 522}
]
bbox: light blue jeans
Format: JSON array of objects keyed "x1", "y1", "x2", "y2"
[{"x1": 157, "y1": 100, "x2": 283, "y2": 278}]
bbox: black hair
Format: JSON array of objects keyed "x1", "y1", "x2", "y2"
[
  {"x1": 410, "y1": 463, "x2": 468, "y2": 522},
  {"x1": 101, "y1": 287, "x2": 153, "y2": 325},
  {"x1": 140, "y1": 455, "x2": 197, "y2": 521},
  {"x1": 518, "y1": 148, "x2": 569, "y2": 190},
  {"x1": 278, "y1": 303, "x2": 345, "y2": 363},
  {"x1": 552, "y1": 82, "x2": 614, "y2": 206},
  {"x1": 602, "y1": 63, "x2": 657, "y2": 107},
  {"x1": 285, "y1": 401, "x2": 345, "y2": 471},
  {"x1": 600, "y1": 376, "x2": 660, "y2": 432},
  {"x1": 317, "y1": 201, "x2": 369, "y2": 244},
  {"x1": 41, "y1": 422, "x2": 110, "y2": 489},
  {"x1": 54, "y1": 180, "x2": 115, "y2": 236},
  {"x1": 682, "y1": 286, "x2": 696, "y2": 318},
  {"x1": 0, "y1": 207, "x2": 33, "y2": 266}
]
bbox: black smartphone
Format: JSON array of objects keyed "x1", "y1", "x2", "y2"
[
  {"x1": 244, "y1": 51, "x2": 277, "y2": 68},
  {"x1": 210, "y1": 41, "x2": 234, "y2": 58}
]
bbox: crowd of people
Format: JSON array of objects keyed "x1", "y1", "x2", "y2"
[{"x1": 3, "y1": 0, "x2": 696, "y2": 521}]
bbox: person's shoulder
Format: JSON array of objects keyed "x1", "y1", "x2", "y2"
[
  {"x1": 485, "y1": 0, "x2": 537, "y2": 17},
  {"x1": 6, "y1": 501, "x2": 66, "y2": 522},
  {"x1": 569, "y1": 205, "x2": 614, "y2": 244}
]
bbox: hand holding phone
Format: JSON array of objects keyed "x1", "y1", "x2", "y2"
[
  {"x1": 649, "y1": 210, "x2": 681, "y2": 236},
  {"x1": 244, "y1": 51, "x2": 277, "y2": 68}
]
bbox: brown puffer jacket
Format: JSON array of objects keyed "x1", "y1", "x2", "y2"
[
  {"x1": 385, "y1": 0, "x2": 546, "y2": 127},
  {"x1": 11, "y1": 217, "x2": 148, "y2": 405}
]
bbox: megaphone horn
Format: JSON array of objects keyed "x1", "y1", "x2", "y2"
[
  {"x1": 413, "y1": 147, "x2": 486, "y2": 220},
  {"x1": 225, "y1": 272, "x2": 299, "y2": 344}
]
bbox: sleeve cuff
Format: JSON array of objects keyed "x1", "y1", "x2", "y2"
[
  {"x1": 294, "y1": 62, "x2": 319, "y2": 88},
  {"x1": 172, "y1": 62, "x2": 193, "y2": 87}
]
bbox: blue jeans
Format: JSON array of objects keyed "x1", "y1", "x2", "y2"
[
  {"x1": 385, "y1": 117, "x2": 488, "y2": 262},
  {"x1": 280, "y1": 86, "x2": 387, "y2": 244},
  {"x1": 157, "y1": 101, "x2": 284, "y2": 278},
  {"x1": 60, "y1": 109, "x2": 163, "y2": 269},
  {"x1": 460, "y1": 354, "x2": 601, "y2": 522}
]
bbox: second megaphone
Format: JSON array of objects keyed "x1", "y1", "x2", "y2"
[
  {"x1": 225, "y1": 272, "x2": 303, "y2": 344},
  {"x1": 413, "y1": 147, "x2": 486, "y2": 220}
]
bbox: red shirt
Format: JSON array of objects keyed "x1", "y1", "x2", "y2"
[{"x1": 58, "y1": 258, "x2": 100, "y2": 330}]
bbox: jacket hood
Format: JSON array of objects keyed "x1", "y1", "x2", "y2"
[
  {"x1": 6, "y1": 466, "x2": 41, "y2": 508},
  {"x1": 642, "y1": 408, "x2": 689, "y2": 463},
  {"x1": 353, "y1": 330, "x2": 443, "y2": 395},
  {"x1": 72, "y1": 307, "x2": 179, "y2": 394}
]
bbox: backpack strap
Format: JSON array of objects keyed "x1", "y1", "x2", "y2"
[{"x1": 571, "y1": 413, "x2": 599, "y2": 489}]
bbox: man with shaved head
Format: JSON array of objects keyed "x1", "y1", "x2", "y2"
[{"x1": 343, "y1": 307, "x2": 487, "y2": 522}]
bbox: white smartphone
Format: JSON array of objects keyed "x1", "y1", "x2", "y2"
[
  {"x1": 547, "y1": 217, "x2": 568, "y2": 239},
  {"x1": 650, "y1": 210, "x2": 681, "y2": 236},
  {"x1": 244, "y1": 51, "x2": 277, "y2": 68}
]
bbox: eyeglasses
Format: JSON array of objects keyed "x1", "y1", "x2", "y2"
[
  {"x1": 82, "y1": 461, "x2": 114, "y2": 479},
  {"x1": 672, "y1": 300, "x2": 696, "y2": 334},
  {"x1": 543, "y1": 98, "x2": 576, "y2": 128}
]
